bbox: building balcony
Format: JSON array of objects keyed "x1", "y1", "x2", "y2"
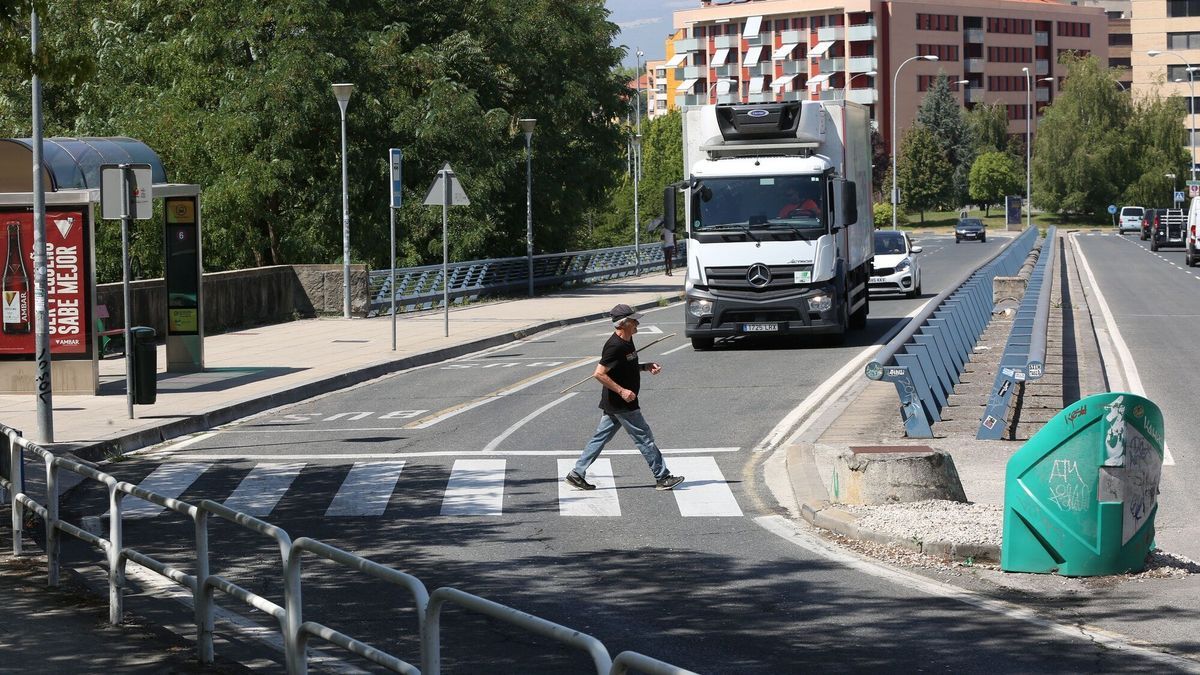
[
  {"x1": 819, "y1": 88, "x2": 845, "y2": 101},
  {"x1": 1036, "y1": 59, "x2": 1049, "y2": 76},
  {"x1": 781, "y1": 90, "x2": 805, "y2": 102},
  {"x1": 817, "y1": 25, "x2": 845, "y2": 42},
  {"x1": 782, "y1": 60, "x2": 807, "y2": 75},
  {"x1": 713, "y1": 64, "x2": 738, "y2": 78},
  {"x1": 965, "y1": 58, "x2": 985, "y2": 72},
  {"x1": 714, "y1": 35, "x2": 739, "y2": 50},
  {"x1": 964, "y1": 87, "x2": 985, "y2": 103},
  {"x1": 1036, "y1": 87, "x2": 1050, "y2": 103},
  {"x1": 780, "y1": 30, "x2": 804, "y2": 45},
  {"x1": 682, "y1": 65, "x2": 706, "y2": 80},
  {"x1": 673, "y1": 38, "x2": 704, "y2": 53},
  {"x1": 847, "y1": 87, "x2": 878, "y2": 105},
  {"x1": 846, "y1": 24, "x2": 877, "y2": 42},
  {"x1": 965, "y1": 28, "x2": 984, "y2": 43},
  {"x1": 847, "y1": 56, "x2": 878, "y2": 73},
  {"x1": 819, "y1": 57, "x2": 845, "y2": 73},
  {"x1": 748, "y1": 91, "x2": 773, "y2": 103},
  {"x1": 746, "y1": 63, "x2": 770, "y2": 77},
  {"x1": 1035, "y1": 32, "x2": 1048, "y2": 47},
  {"x1": 717, "y1": 92, "x2": 740, "y2": 104}
]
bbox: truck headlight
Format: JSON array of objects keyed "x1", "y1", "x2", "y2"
[
  {"x1": 688, "y1": 299, "x2": 714, "y2": 317},
  {"x1": 808, "y1": 295, "x2": 832, "y2": 312}
]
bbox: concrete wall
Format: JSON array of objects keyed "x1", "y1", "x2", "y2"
[{"x1": 96, "y1": 264, "x2": 369, "y2": 336}]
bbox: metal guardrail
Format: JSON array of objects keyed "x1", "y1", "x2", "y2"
[
  {"x1": 368, "y1": 243, "x2": 686, "y2": 315},
  {"x1": 977, "y1": 227, "x2": 1056, "y2": 439},
  {"x1": 864, "y1": 228, "x2": 1039, "y2": 438},
  {"x1": 0, "y1": 426, "x2": 698, "y2": 675}
]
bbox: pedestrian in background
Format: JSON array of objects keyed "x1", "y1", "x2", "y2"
[
  {"x1": 565, "y1": 304, "x2": 685, "y2": 492},
  {"x1": 661, "y1": 227, "x2": 676, "y2": 276}
]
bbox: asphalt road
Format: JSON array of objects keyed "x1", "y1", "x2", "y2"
[
  {"x1": 57, "y1": 233, "x2": 1189, "y2": 672},
  {"x1": 1073, "y1": 231, "x2": 1200, "y2": 561}
]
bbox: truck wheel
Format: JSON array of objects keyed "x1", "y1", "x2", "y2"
[
  {"x1": 690, "y1": 336, "x2": 714, "y2": 351},
  {"x1": 1151, "y1": 238, "x2": 1159, "y2": 252},
  {"x1": 850, "y1": 293, "x2": 868, "y2": 329},
  {"x1": 1188, "y1": 249, "x2": 1196, "y2": 267}
]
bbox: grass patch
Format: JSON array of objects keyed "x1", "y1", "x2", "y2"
[{"x1": 895, "y1": 208, "x2": 1112, "y2": 233}]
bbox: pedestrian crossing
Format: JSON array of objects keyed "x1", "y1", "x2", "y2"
[{"x1": 109, "y1": 456, "x2": 744, "y2": 520}]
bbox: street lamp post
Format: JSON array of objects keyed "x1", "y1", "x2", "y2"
[
  {"x1": 1166, "y1": 172, "x2": 1177, "y2": 206},
  {"x1": 846, "y1": 70, "x2": 877, "y2": 98},
  {"x1": 332, "y1": 83, "x2": 354, "y2": 319},
  {"x1": 633, "y1": 133, "x2": 642, "y2": 275},
  {"x1": 892, "y1": 55, "x2": 939, "y2": 230},
  {"x1": 519, "y1": 118, "x2": 536, "y2": 297},
  {"x1": 1149, "y1": 50, "x2": 1197, "y2": 182},
  {"x1": 1019, "y1": 70, "x2": 1052, "y2": 230}
]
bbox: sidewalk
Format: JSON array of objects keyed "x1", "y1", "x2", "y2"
[{"x1": 0, "y1": 274, "x2": 683, "y2": 459}]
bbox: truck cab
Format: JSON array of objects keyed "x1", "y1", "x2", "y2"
[
  {"x1": 1187, "y1": 196, "x2": 1200, "y2": 266},
  {"x1": 671, "y1": 102, "x2": 874, "y2": 350}
]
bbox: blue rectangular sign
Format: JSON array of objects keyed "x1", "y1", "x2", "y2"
[
  {"x1": 1006, "y1": 195, "x2": 1022, "y2": 226},
  {"x1": 389, "y1": 148, "x2": 403, "y2": 209}
]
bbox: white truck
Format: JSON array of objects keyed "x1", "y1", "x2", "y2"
[
  {"x1": 666, "y1": 101, "x2": 873, "y2": 350},
  {"x1": 1187, "y1": 196, "x2": 1200, "y2": 266}
]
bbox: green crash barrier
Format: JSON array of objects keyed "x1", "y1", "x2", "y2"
[{"x1": 1002, "y1": 392, "x2": 1163, "y2": 576}]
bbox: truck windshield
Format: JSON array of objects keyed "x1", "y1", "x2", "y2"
[{"x1": 693, "y1": 175, "x2": 826, "y2": 232}]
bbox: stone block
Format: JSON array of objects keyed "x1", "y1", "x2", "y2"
[{"x1": 830, "y1": 446, "x2": 967, "y2": 505}]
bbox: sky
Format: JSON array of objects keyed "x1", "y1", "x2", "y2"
[{"x1": 606, "y1": 0, "x2": 694, "y2": 68}]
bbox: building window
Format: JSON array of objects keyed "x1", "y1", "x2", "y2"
[
  {"x1": 1007, "y1": 104, "x2": 1029, "y2": 121},
  {"x1": 1056, "y1": 22, "x2": 1091, "y2": 38},
  {"x1": 987, "y1": 75, "x2": 1028, "y2": 92},
  {"x1": 987, "y1": 46, "x2": 1032, "y2": 63},
  {"x1": 1108, "y1": 33, "x2": 1132, "y2": 46},
  {"x1": 1168, "y1": 32, "x2": 1200, "y2": 50},
  {"x1": 1168, "y1": 0, "x2": 1200, "y2": 18},
  {"x1": 987, "y1": 17, "x2": 1031, "y2": 34},
  {"x1": 917, "y1": 44, "x2": 959, "y2": 61},
  {"x1": 916, "y1": 13, "x2": 958, "y2": 31},
  {"x1": 1168, "y1": 65, "x2": 1199, "y2": 82},
  {"x1": 1057, "y1": 48, "x2": 1090, "y2": 61},
  {"x1": 1109, "y1": 57, "x2": 1132, "y2": 69}
]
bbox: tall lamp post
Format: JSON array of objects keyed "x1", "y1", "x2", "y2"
[
  {"x1": 332, "y1": 83, "x2": 354, "y2": 319},
  {"x1": 519, "y1": 118, "x2": 536, "y2": 297},
  {"x1": 1149, "y1": 51, "x2": 1197, "y2": 181},
  {"x1": 1019, "y1": 69, "x2": 1055, "y2": 230},
  {"x1": 1166, "y1": 172, "x2": 1178, "y2": 206},
  {"x1": 892, "y1": 55, "x2": 938, "y2": 230},
  {"x1": 633, "y1": 133, "x2": 642, "y2": 275},
  {"x1": 846, "y1": 70, "x2": 877, "y2": 97}
]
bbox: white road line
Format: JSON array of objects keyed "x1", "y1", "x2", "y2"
[
  {"x1": 405, "y1": 358, "x2": 594, "y2": 429},
  {"x1": 220, "y1": 427, "x2": 416, "y2": 433},
  {"x1": 325, "y1": 461, "x2": 406, "y2": 517},
  {"x1": 662, "y1": 343, "x2": 691, "y2": 355},
  {"x1": 1070, "y1": 235, "x2": 1175, "y2": 466},
  {"x1": 117, "y1": 462, "x2": 211, "y2": 518},
  {"x1": 557, "y1": 458, "x2": 620, "y2": 516},
  {"x1": 125, "y1": 432, "x2": 217, "y2": 459},
  {"x1": 752, "y1": 303, "x2": 922, "y2": 454},
  {"x1": 669, "y1": 456, "x2": 742, "y2": 517},
  {"x1": 441, "y1": 459, "x2": 506, "y2": 515},
  {"x1": 754, "y1": 515, "x2": 1197, "y2": 671},
  {"x1": 482, "y1": 393, "x2": 578, "y2": 453},
  {"x1": 223, "y1": 463, "x2": 306, "y2": 516},
  {"x1": 170, "y1": 448, "x2": 742, "y2": 461}
]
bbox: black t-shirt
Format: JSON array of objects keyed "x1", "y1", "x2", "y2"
[{"x1": 598, "y1": 332, "x2": 640, "y2": 413}]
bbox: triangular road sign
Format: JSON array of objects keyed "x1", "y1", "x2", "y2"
[{"x1": 424, "y1": 163, "x2": 471, "y2": 206}]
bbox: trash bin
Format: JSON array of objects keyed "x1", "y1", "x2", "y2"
[{"x1": 129, "y1": 326, "x2": 157, "y2": 405}]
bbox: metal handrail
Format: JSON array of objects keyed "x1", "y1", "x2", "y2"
[
  {"x1": 1025, "y1": 230, "x2": 1057, "y2": 378},
  {"x1": 0, "y1": 424, "x2": 692, "y2": 674}
]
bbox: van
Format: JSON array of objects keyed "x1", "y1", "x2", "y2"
[
  {"x1": 1118, "y1": 206, "x2": 1144, "y2": 234},
  {"x1": 1187, "y1": 196, "x2": 1200, "y2": 266}
]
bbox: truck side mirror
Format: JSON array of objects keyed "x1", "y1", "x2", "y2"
[
  {"x1": 663, "y1": 185, "x2": 676, "y2": 235},
  {"x1": 842, "y1": 181, "x2": 858, "y2": 226}
]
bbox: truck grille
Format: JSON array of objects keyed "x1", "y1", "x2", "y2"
[{"x1": 704, "y1": 264, "x2": 814, "y2": 293}]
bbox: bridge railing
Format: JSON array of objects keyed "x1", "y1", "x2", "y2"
[
  {"x1": 977, "y1": 227, "x2": 1056, "y2": 439},
  {"x1": 368, "y1": 243, "x2": 685, "y2": 315},
  {"x1": 864, "y1": 228, "x2": 1039, "y2": 437},
  {"x1": 0, "y1": 427, "x2": 697, "y2": 675}
]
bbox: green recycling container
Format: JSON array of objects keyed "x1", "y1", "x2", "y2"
[
  {"x1": 1002, "y1": 392, "x2": 1163, "y2": 576},
  {"x1": 129, "y1": 326, "x2": 157, "y2": 405}
]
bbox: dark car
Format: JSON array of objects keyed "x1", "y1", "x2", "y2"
[
  {"x1": 1141, "y1": 208, "x2": 1161, "y2": 241},
  {"x1": 955, "y1": 218, "x2": 986, "y2": 243}
]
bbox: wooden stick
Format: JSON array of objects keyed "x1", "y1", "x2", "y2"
[{"x1": 559, "y1": 333, "x2": 678, "y2": 394}]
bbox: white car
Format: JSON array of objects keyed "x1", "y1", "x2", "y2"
[
  {"x1": 1118, "y1": 206, "x2": 1144, "y2": 234},
  {"x1": 869, "y1": 230, "x2": 922, "y2": 298}
]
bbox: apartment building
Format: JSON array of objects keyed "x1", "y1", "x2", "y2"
[
  {"x1": 666, "y1": 0, "x2": 1107, "y2": 149},
  {"x1": 1132, "y1": 0, "x2": 1200, "y2": 169}
]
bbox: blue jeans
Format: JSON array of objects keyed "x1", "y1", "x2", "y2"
[{"x1": 574, "y1": 410, "x2": 668, "y2": 480}]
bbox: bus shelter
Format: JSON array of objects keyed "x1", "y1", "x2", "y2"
[{"x1": 0, "y1": 137, "x2": 203, "y2": 395}]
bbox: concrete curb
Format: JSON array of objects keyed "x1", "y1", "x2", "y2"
[
  {"x1": 61, "y1": 294, "x2": 682, "y2": 464},
  {"x1": 798, "y1": 499, "x2": 1002, "y2": 563}
]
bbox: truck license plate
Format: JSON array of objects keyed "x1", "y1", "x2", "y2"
[{"x1": 742, "y1": 322, "x2": 778, "y2": 332}]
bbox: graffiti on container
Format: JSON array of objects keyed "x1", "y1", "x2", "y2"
[
  {"x1": 1120, "y1": 429, "x2": 1162, "y2": 543},
  {"x1": 1103, "y1": 395, "x2": 1126, "y2": 467},
  {"x1": 1065, "y1": 404, "x2": 1087, "y2": 430},
  {"x1": 1048, "y1": 459, "x2": 1087, "y2": 512}
]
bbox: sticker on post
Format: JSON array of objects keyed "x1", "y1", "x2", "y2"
[{"x1": 983, "y1": 415, "x2": 998, "y2": 430}]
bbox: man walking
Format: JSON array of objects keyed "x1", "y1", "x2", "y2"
[{"x1": 565, "y1": 304, "x2": 685, "y2": 491}]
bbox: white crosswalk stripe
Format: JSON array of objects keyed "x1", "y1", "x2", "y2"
[
  {"x1": 441, "y1": 459, "x2": 506, "y2": 516},
  {"x1": 223, "y1": 463, "x2": 306, "y2": 516},
  {"x1": 326, "y1": 461, "x2": 406, "y2": 517},
  {"x1": 666, "y1": 456, "x2": 744, "y2": 517},
  {"x1": 557, "y1": 459, "x2": 620, "y2": 516},
  {"x1": 119, "y1": 462, "x2": 212, "y2": 519}
]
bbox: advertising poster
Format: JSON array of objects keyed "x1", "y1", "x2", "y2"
[
  {"x1": 1005, "y1": 196, "x2": 1022, "y2": 227},
  {"x1": 0, "y1": 209, "x2": 91, "y2": 358}
]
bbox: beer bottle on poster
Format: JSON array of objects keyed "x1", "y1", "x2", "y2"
[{"x1": 3, "y1": 221, "x2": 31, "y2": 334}]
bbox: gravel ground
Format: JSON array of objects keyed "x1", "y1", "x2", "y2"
[{"x1": 840, "y1": 499, "x2": 1003, "y2": 548}]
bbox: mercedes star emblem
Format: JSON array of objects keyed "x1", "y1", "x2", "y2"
[{"x1": 746, "y1": 263, "x2": 771, "y2": 288}]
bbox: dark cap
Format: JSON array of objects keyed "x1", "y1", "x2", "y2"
[{"x1": 609, "y1": 303, "x2": 643, "y2": 326}]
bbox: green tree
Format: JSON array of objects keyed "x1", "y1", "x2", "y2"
[
  {"x1": 1033, "y1": 55, "x2": 1135, "y2": 217},
  {"x1": 969, "y1": 151, "x2": 1021, "y2": 216},
  {"x1": 916, "y1": 72, "x2": 975, "y2": 208},
  {"x1": 967, "y1": 101, "x2": 1009, "y2": 154},
  {"x1": 1122, "y1": 90, "x2": 1190, "y2": 209},
  {"x1": 897, "y1": 126, "x2": 952, "y2": 222}
]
